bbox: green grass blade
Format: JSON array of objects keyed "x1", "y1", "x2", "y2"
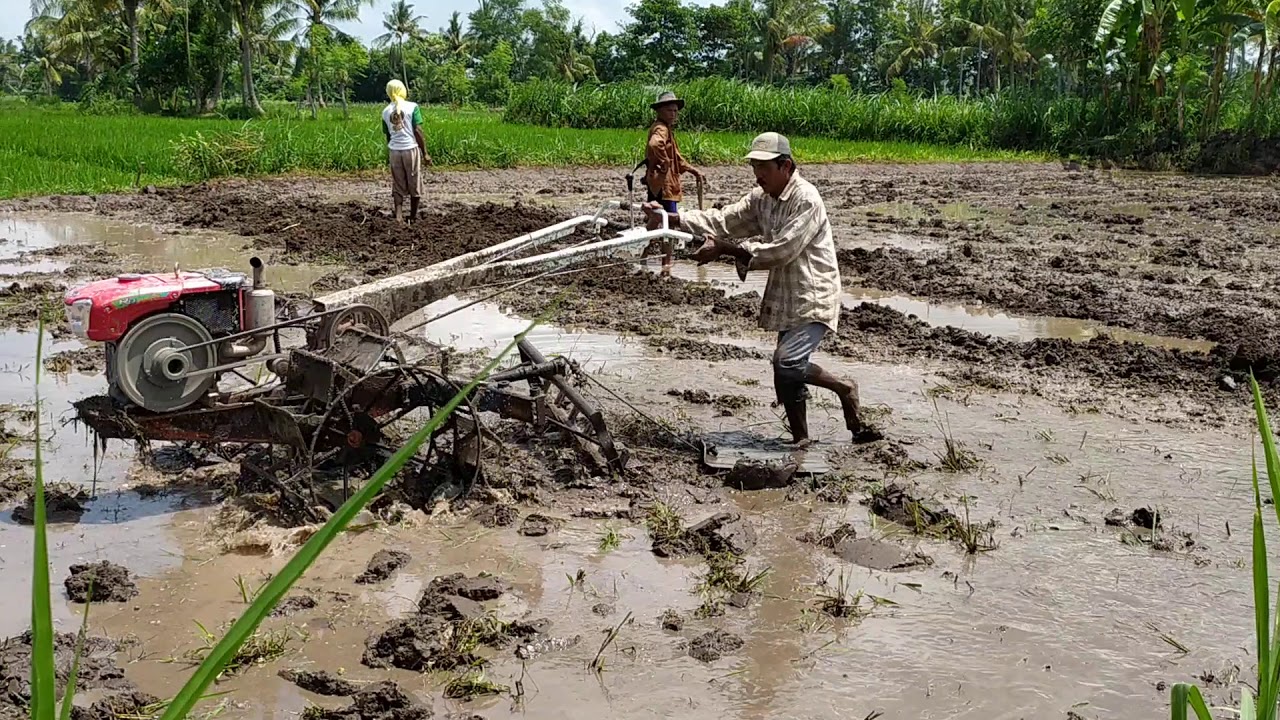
[
  {"x1": 1243, "y1": 688, "x2": 1258, "y2": 720},
  {"x1": 57, "y1": 586, "x2": 92, "y2": 720},
  {"x1": 1250, "y1": 374, "x2": 1280, "y2": 528},
  {"x1": 157, "y1": 317, "x2": 543, "y2": 720},
  {"x1": 1171, "y1": 682, "x2": 1188, "y2": 720},
  {"x1": 30, "y1": 318, "x2": 55, "y2": 720},
  {"x1": 1256, "y1": 507, "x2": 1272, "y2": 706},
  {"x1": 1170, "y1": 683, "x2": 1217, "y2": 720}
]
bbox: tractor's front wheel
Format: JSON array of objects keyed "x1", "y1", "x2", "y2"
[{"x1": 115, "y1": 313, "x2": 217, "y2": 412}]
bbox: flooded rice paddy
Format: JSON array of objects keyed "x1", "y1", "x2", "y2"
[{"x1": 0, "y1": 162, "x2": 1276, "y2": 719}]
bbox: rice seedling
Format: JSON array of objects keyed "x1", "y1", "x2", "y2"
[
  {"x1": 930, "y1": 398, "x2": 981, "y2": 473},
  {"x1": 644, "y1": 502, "x2": 683, "y2": 545},
  {"x1": 598, "y1": 524, "x2": 625, "y2": 553},
  {"x1": 814, "y1": 570, "x2": 869, "y2": 620},
  {"x1": 444, "y1": 671, "x2": 508, "y2": 700},
  {"x1": 696, "y1": 552, "x2": 771, "y2": 596},
  {"x1": 182, "y1": 622, "x2": 302, "y2": 675},
  {"x1": 950, "y1": 495, "x2": 999, "y2": 555}
]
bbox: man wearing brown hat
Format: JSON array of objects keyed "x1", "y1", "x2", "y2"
[
  {"x1": 642, "y1": 132, "x2": 865, "y2": 446},
  {"x1": 644, "y1": 90, "x2": 702, "y2": 218}
]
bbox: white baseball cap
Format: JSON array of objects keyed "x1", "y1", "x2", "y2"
[{"x1": 745, "y1": 132, "x2": 792, "y2": 161}]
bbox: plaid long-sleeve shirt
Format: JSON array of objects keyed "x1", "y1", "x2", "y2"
[{"x1": 680, "y1": 171, "x2": 842, "y2": 333}]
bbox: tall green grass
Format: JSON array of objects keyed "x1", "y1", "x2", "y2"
[
  {"x1": 1171, "y1": 375, "x2": 1280, "y2": 720},
  {"x1": 25, "y1": 313, "x2": 544, "y2": 719},
  {"x1": 505, "y1": 77, "x2": 1111, "y2": 152},
  {"x1": 0, "y1": 100, "x2": 1037, "y2": 198}
]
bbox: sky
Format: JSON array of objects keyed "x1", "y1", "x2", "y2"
[{"x1": 0, "y1": 0, "x2": 711, "y2": 46}]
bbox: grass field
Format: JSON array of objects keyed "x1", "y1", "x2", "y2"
[{"x1": 0, "y1": 100, "x2": 1041, "y2": 199}]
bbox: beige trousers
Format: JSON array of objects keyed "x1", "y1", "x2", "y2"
[{"x1": 389, "y1": 148, "x2": 422, "y2": 201}]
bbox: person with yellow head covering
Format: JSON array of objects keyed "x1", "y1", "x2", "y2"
[{"x1": 381, "y1": 79, "x2": 430, "y2": 223}]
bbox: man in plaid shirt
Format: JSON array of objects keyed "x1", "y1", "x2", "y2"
[{"x1": 643, "y1": 132, "x2": 864, "y2": 445}]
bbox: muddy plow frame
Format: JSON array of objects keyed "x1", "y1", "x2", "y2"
[{"x1": 75, "y1": 199, "x2": 684, "y2": 509}]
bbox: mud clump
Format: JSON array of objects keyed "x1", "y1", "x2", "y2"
[
  {"x1": 12, "y1": 486, "x2": 88, "y2": 525},
  {"x1": 667, "y1": 389, "x2": 755, "y2": 412},
  {"x1": 518, "y1": 513, "x2": 564, "y2": 537},
  {"x1": 865, "y1": 484, "x2": 957, "y2": 531},
  {"x1": 172, "y1": 191, "x2": 567, "y2": 274},
  {"x1": 43, "y1": 346, "x2": 104, "y2": 375},
  {"x1": 363, "y1": 615, "x2": 474, "y2": 671},
  {"x1": 1106, "y1": 507, "x2": 1162, "y2": 529},
  {"x1": 652, "y1": 512, "x2": 757, "y2": 558},
  {"x1": 0, "y1": 282, "x2": 65, "y2": 334},
  {"x1": 797, "y1": 523, "x2": 857, "y2": 549},
  {"x1": 70, "y1": 692, "x2": 160, "y2": 720},
  {"x1": 0, "y1": 631, "x2": 132, "y2": 706},
  {"x1": 688, "y1": 629, "x2": 744, "y2": 662},
  {"x1": 660, "y1": 610, "x2": 684, "y2": 631},
  {"x1": 365, "y1": 573, "x2": 543, "y2": 673},
  {"x1": 278, "y1": 668, "x2": 361, "y2": 696},
  {"x1": 833, "y1": 538, "x2": 932, "y2": 571},
  {"x1": 724, "y1": 458, "x2": 797, "y2": 491},
  {"x1": 646, "y1": 337, "x2": 765, "y2": 362},
  {"x1": 355, "y1": 550, "x2": 411, "y2": 584},
  {"x1": 472, "y1": 503, "x2": 518, "y2": 528},
  {"x1": 64, "y1": 561, "x2": 138, "y2": 603},
  {"x1": 271, "y1": 594, "x2": 318, "y2": 617},
  {"x1": 306, "y1": 681, "x2": 430, "y2": 720},
  {"x1": 417, "y1": 573, "x2": 509, "y2": 613}
]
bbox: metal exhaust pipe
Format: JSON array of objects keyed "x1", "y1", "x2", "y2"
[{"x1": 250, "y1": 256, "x2": 264, "y2": 289}]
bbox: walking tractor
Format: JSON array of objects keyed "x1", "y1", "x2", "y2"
[{"x1": 66, "y1": 201, "x2": 693, "y2": 515}]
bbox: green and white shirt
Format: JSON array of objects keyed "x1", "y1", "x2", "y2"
[{"x1": 382, "y1": 101, "x2": 422, "y2": 151}]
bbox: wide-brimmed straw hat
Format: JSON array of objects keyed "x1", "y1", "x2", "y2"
[{"x1": 650, "y1": 90, "x2": 685, "y2": 110}]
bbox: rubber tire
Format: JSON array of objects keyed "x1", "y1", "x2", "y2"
[{"x1": 116, "y1": 312, "x2": 216, "y2": 412}]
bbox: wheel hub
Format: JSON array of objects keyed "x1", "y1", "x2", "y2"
[{"x1": 115, "y1": 313, "x2": 217, "y2": 413}]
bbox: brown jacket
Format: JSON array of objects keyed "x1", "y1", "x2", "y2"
[{"x1": 644, "y1": 121, "x2": 691, "y2": 202}]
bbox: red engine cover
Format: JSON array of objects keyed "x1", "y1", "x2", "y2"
[{"x1": 64, "y1": 271, "x2": 228, "y2": 343}]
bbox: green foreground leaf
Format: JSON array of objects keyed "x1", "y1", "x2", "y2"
[
  {"x1": 158, "y1": 317, "x2": 542, "y2": 720},
  {"x1": 30, "y1": 320, "x2": 54, "y2": 720}
]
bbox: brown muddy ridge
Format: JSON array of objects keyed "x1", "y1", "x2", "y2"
[{"x1": 4, "y1": 165, "x2": 1277, "y2": 424}]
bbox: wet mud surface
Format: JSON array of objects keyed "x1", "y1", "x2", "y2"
[{"x1": 1, "y1": 164, "x2": 1278, "y2": 719}]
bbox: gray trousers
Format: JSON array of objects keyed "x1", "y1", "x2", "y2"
[{"x1": 773, "y1": 322, "x2": 827, "y2": 404}]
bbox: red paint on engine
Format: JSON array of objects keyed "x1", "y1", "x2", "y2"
[{"x1": 64, "y1": 272, "x2": 225, "y2": 343}]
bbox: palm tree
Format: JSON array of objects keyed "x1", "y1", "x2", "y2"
[
  {"x1": 759, "y1": 0, "x2": 830, "y2": 82},
  {"x1": 0, "y1": 39, "x2": 21, "y2": 93},
  {"x1": 21, "y1": 24, "x2": 70, "y2": 95},
  {"x1": 223, "y1": 0, "x2": 291, "y2": 115},
  {"x1": 283, "y1": 0, "x2": 370, "y2": 107},
  {"x1": 878, "y1": 0, "x2": 949, "y2": 82},
  {"x1": 442, "y1": 10, "x2": 469, "y2": 59},
  {"x1": 373, "y1": 0, "x2": 424, "y2": 83}
]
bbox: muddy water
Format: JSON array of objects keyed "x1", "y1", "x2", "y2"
[
  {"x1": 656, "y1": 260, "x2": 1216, "y2": 353},
  {"x1": 0, "y1": 328, "x2": 192, "y2": 638},
  {"x1": 91, "y1": 300, "x2": 1261, "y2": 718},
  {"x1": 0, "y1": 214, "x2": 334, "y2": 291},
  {"x1": 0, "y1": 206, "x2": 1263, "y2": 719}
]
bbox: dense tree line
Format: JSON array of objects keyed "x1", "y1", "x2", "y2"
[{"x1": 2, "y1": 0, "x2": 1277, "y2": 141}]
